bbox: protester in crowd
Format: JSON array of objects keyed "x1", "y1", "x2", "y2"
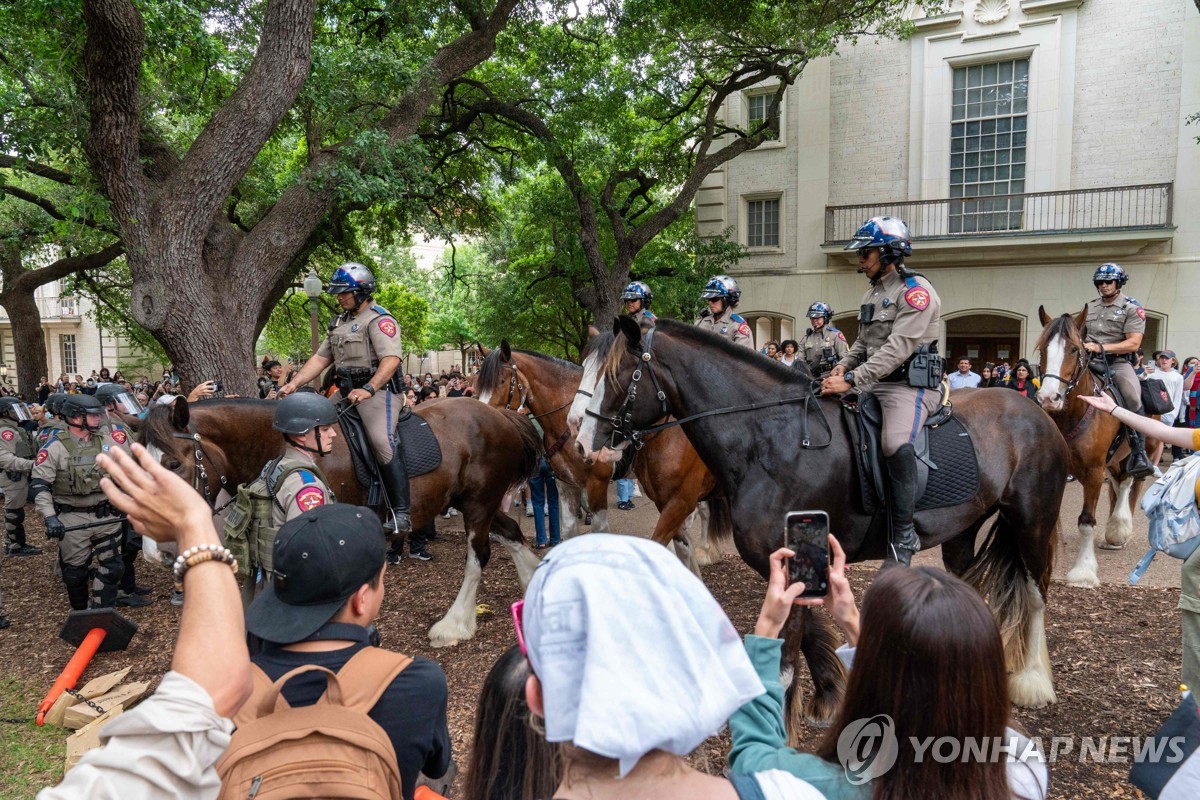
[
  {"x1": 518, "y1": 533, "x2": 822, "y2": 799},
  {"x1": 260, "y1": 360, "x2": 288, "y2": 399},
  {"x1": 948, "y1": 357, "x2": 982, "y2": 389},
  {"x1": 462, "y1": 646, "x2": 561, "y2": 800},
  {"x1": 1150, "y1": 351, "x2": 1185, "y2": 474},
  {"x1": 1002, "y1": 359, "x2": 1040, "y2": 400},
  {"x1": 527, "y1": 456, "x2": 561, "y2": 548},
  {"x1": 446, "y1": 375, "x2": 469, "y2": 398},
  {"x1": 38, "y1": 443, "x2": 252, "y2": 798},
  {"x1": 728, "y1": 538, "x2": 1047, "y2": 800},
  {"x1": 247, "y1": 504, "x2": 452, "y2": 800},
  {"x1": 762, "y1": 341, "x2": 780, "y2": 360},
  {"x1": 36, "y1": 377, "x2": 52, "y2": 405},
  {"x1": 778, "y1": 340, "x2": 800, "y2": 368},
  {"x1": 980, "y1": 364, "x2": 998, "y2": 388},
  {"x1": 1082, "y1": 392, "x2": 1200, "y2": 691}
]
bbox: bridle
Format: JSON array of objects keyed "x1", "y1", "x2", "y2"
[
  {"x1": 1039, "y1": 329, "x2": 1097, "y2": 402},
  {"x1": 499, "y1": 359, "x2": 585, "y2": 458},
  {"x1": 585, "y1": 326, "x2": 830, "y2": 451},
  {"x1": 170, "y1": 422, "x2": 228, "y2": 509}
]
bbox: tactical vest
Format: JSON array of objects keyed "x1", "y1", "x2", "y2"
[
  {"x1": 224, "y1": 458, "x2": 335, "y2": 579},
  {"x1": 52, "y1": 434, "x2": 106, "y2": 496},
  {"x1": 0, "y1": 421, "x2": 34, "y2": 460},
  {"x1": 37, "y1": 419, "x2": 67, "y2": 446}
]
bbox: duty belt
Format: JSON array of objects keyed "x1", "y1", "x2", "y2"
[
  {"x1": 336, "y1": 367, "x2": 376, "y2": 390},
  {"x1": 54, "y1": 500, "x2": 118, "y2": 518}
]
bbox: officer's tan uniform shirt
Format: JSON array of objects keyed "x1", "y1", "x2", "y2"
[
  {"x1": 800, "y1": 326, "x2": 849, "y2": 374},
  {"x1": 270, "y1": 449, "x2": 333, "y2": 526},
  {"x1": 838, "y1": 269, "x2": 941, "y2": 387},
  {"x1": 1084, "y1": 292, "x2": 1146, "y2": 411},
  {"x1": 0, "y1": 420, "x2": 35, "y2": 508},
  {"x1": 695, "y1": 310, "x2": 755, "y2": 348}
]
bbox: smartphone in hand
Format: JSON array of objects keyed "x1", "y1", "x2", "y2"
[{"x1": 784, "y1": 510, "x2": 829, "y2": 597}]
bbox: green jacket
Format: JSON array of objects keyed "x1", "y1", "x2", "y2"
[{"x1": 727, "y1": 635, "x2": 866, "y2": 800}]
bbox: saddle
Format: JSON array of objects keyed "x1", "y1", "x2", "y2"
[
  {"x1": 339, "y1": 405, "x2": 443, "y2": 505},
  {"x1": 842, "y1": 388, "x2": 979, "y2": 515}
]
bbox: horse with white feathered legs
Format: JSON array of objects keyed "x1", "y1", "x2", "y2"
[{"x1": 577, "y1": 316, "x2": 1067, "y2": 731}]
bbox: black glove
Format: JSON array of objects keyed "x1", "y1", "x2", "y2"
[{"x1": 45, "y1": 516, "x2": 65, "y2": 540}]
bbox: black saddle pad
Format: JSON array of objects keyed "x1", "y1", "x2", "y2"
[
  {"x1": 395, "y1": 408, "x2": 441, "y2": 478},
  {"x1": 915, "y1": 414, "x2": 979, "y2": 511}
]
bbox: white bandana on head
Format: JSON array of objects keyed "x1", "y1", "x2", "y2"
[{"x1": 523, "y1": 533, "x2": 765, "y2": 777}]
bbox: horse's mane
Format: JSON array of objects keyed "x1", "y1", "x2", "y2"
[
  {"x1": 603, "y1": 318, "x2": 817, "y2": 384},
  {"x1": 1034, "y1": 314, "x2": 1083, "y2": 354},
  {"x1": 138, "y1": 404, "x2": 177, "y2": 454}
]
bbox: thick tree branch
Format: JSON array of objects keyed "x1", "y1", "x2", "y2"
[
  {"x1": 8, "y1": 241, "x2": 125, "y2": 295},
  {"x1": 0, "y1": 155, "x2": 77, "y2": 185},
  {"x1": 0, "y1": 185, "x2": 116, "y2": 234}
]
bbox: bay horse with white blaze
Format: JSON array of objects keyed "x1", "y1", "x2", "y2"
[
  {"x1": 475, "y1": 341, "x2": 732, "y2": 570},
  {"x1": 140, "y1": 396, "x2": 542, "y2": 647},
  {"x1": 1035, "y1": 306, "x2": 1156, "y2": 587},
  {"x1": 578, "y1": 317, "x2": 1067, "y2": 726}
]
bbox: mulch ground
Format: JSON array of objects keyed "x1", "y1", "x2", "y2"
[{"x1": 0, "y1": 510, "x2": 1184, "y2": 799}]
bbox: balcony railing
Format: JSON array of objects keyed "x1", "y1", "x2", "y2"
[{"x1": 824, "y1": 183, "x2": 1173, "y2": 245}]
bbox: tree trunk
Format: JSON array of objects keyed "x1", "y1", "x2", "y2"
[
  {"x1": 0, "y1": 281, "x2": 49, "y2": 402},
  {"x1": 577, "y1": 252, "x2": 631, "y2": 328}
]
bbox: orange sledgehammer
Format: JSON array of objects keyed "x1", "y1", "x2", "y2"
[{"x1": 36, "y1": 608, "x2": 138, "y2": 726}]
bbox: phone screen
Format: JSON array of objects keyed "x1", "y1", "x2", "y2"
[{"x1": 785, "y1": 511, "x2": 829, "y2": 597}]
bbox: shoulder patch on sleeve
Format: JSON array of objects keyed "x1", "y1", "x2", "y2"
[
  {"x1": 904, "y1": 285, "x2": 931, "y2": 311},
  {"x1": 0, "y1": 429, "x2": 13, "y2": 442},
  {"x1": 1135, "y1": 305, "x2": 1146, "y2": 320},
  {"x1": 35, "y1": 447, "x2": 50, "y2": 465},
  {"x1": 377, "y1": 318, "x2": 398, "y2": 338},
  {"x1": 111, "y1": 429, "x2": 127, "y2": 444},
  {"x1": 837, "y1": 331, "x2": 847, "y2": 342},
  {"x1": 295, "y1": 485, "x2": 326, "y2": 513},
  {"x1": 737, "y1": 322, "x2": 751, "y2": 336}
]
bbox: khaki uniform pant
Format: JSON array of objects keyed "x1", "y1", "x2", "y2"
[
  {"x1": 1, "y1": 474, "x2": 28, "y2": 545},
  {"x1": 1180, "y1": 544, "x2": 1200, "y2": 691},
  {"x1": 57, "y1": 511, "x2": 124, "y2": 608},
  {"x1": 871, "y1": 383, "x2": 943, "y2": 456},
  {"x1": 355, "y1": 389, "x2": 402, "y2": 465},
  {"x1": 1106, "y1": 360, "x2": 1144, "y2": 414}
]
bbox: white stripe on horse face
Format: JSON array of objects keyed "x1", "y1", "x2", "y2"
[
  {"x1": 575, "y1": 373, "x2": 609, "y2": 458},
  {"x1": 476, "y1": 384, "x2": 492, "y2": 404},
  {"x1": 1037, "y1": 336, "x2": 1067, "y2": 409},
  {"x1": 568, "y1": 351, "x2": 603, "y2": 431}
]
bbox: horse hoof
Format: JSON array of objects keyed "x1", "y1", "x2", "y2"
[
  {"x1": 1097, "y1": 541, "x2": 1126, "y2": 551},
  {"x1": 1065, "y1": 576, "x2": 1100, "y2": 589},
  {"x1": 429, "y1": 636, "x2": 461, "y2": 649}
]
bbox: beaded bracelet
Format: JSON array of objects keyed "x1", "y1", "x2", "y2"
[{"x1": 172, "y1": 544, "x2": 238, "y2": 591}]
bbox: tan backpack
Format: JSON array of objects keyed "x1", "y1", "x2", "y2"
[{"x1": 217, "y1": 648, "x2": 413, "y2": 800}]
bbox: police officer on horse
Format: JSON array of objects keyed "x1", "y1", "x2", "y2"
[
  {"x1": 1080, "y1": 263, "x2": 1154, "y2": 479},
  {"x1": 799, "y1": 302, "x2": 848, "y2": 376},
  {"x1": 279, "y1": 263, "x2": 410, "y2": 534},
  {"x1": 822, "y1": 217, "x2": 942, "y2": 567},
  {"x1": 622, "y1": 281, "x2": 658, "y2": 325},
  {"x1": 696, "y1": 275, "x2": 754, "y2": 348}
]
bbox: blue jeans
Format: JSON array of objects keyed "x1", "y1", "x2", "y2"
[
  {"x1": 616, "y1": 478, "x2": 635, "y2": 504},
  {"x1": 528, "y1": 460, "x2": 560, "y2": 546}
]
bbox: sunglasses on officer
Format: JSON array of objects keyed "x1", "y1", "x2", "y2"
[
  {"x1": 856, "y1": 247, "x2": 878, "y2": 260},
  {"x1": 1094, "y1": 279, "x2": 1117, "y2": 286}
]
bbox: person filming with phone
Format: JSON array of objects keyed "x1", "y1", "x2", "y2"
[{"x1": 727, "y1": 531, "x2": 1047, "y2": 800}]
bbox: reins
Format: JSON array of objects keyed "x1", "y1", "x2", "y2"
[
  {"x1": 587, "y1": 327, "x2": 833, "y2": 450},
  {"x1": 170, "y1": 421, "x2": 229, "y2": 509}
]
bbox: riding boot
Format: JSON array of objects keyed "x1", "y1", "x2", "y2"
[
  {"x1": 380, "y1": 451, "x2": 412, "y2": 536},
  {"x1": 884, "y1": 444, "x2": 922, "y2": 567},
  {"x1": 61, "y1": 559, "x2": 90, "y2": 612},
  {"x1": 1124, "y1": 426, "x2": 1155, "y2": 480}
]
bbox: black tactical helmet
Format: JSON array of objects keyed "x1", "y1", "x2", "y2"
[
  {"x1": 60, "y1": 394, "x2": 105, "y2": 429},
  {"x1": 0, "y1": 396, "x2": 32, "y2": 422},
  {"x1": 273, "y1": 392, "x2": 339, "y2": 436},
  {"x1": 46, "y1": 392, "x2": 69, "y2": 415},
  {"x1": 95, "y1": 383, "x2": 144, "y2": 415}
]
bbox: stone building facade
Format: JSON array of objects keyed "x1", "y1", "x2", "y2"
[{"x1": 699, "y1": 0, "x2": 1199, "y2": 366}]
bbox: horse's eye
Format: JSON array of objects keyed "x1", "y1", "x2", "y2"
[{"x1": 165, "y1": 460, "x2": 182, "y2": 471}]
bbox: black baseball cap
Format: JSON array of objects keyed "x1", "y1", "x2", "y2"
[
  {"x1": 262, "y1": 360, "x2": 283, "y2": 370},
  {"x1": 246, "y1": 504, "x2": 388, "y2": 644}
]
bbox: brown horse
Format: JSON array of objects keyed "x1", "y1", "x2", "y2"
[
  {"x1": 139, "y1": 396, "x2": 542, "y2": 647},
  {"x1": 578, "y1": 317, "x2": 1067, "y2": 727},
  {"x1": 475, "y1": 341, "x2": 732, "y2": 570},
  {"x1": 1034, "y1": 307, "x2": 1156, "y2": 586}
]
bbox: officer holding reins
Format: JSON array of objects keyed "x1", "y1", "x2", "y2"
[
  {"x1": 821, "y1": 217, "x2": 942, "y2": 567},
  {"x1": 799, "y1": 301, "x2": 848, "y2": 376},
  {"x1": 29, "y1": 394, "x2": 134, "y2": 609},
  {"x1": 696, "y1": 275, "x2": 754, "y2": 348},
  {"x1": 278, "y1": 263, "x2": 410, "y2": 534},
  {"x1": 1081, "y1": 263, "x2": 1154, "y2": 479}
]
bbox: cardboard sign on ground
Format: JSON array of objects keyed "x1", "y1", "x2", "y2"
[
  {"x1": 63, "y1": 681, "x2": 149, "y2": 730},
  {"x1": 44, "y1": 667, "x2": 132, "y2": 728},
  {"x1": 64, "y1": 706, "x2": 124, "y2": 773}
]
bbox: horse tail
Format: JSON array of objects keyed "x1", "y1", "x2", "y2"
[
  {"x1": 499, "y1": 409, "x2": 544, "y2": 489},
  {"x1": 962, "y1": 514, "x2": 1038, "y2": 676},
  {"x1": 704, "y1": 495, "x2": 734, "y2": 552}
]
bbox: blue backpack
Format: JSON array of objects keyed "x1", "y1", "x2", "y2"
[{"x1": 1130, "y1": 452, "x2": 1200, "y2": 584}]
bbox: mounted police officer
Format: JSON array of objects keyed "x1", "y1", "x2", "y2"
[
  {"x1": 29, "y1": 394, "x2": 135, "y2": 610},
  {"x1": 0, "y1": 398, "x2": 42, "y2": 557},
  {"x1": 1082, "y1": 262, "x2": 1154, "y2": 478},
  {"x1": 822, "y1": 217, "x2": 942, "y2": 567},
  {"x1": 799, "y1": 302, "x2": 848, "y2": 376},
  {"x1": 696, "y1": 275, "x2": 754, "y2": 348},
  {"x1": 93, "y1": 384, "x2": 151, "y2": 604},
  {"x1": 622, "y1": 281, "x2": 658, "y2": 325},
  {"x1": 36, "y1": 393, "x2": 70, "y2": 447},
  {"x1": 278, "y1": 263, "x2": 410, "y2": 534}
]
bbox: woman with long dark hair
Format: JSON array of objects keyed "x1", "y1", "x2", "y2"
[{"x1": 728, "y1": 538, "x2": 1047, "y2": 799}]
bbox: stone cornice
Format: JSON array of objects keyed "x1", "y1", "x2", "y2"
[{"x1": 1020, "y1": 0, "x2": 1086, "y2": 15}]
